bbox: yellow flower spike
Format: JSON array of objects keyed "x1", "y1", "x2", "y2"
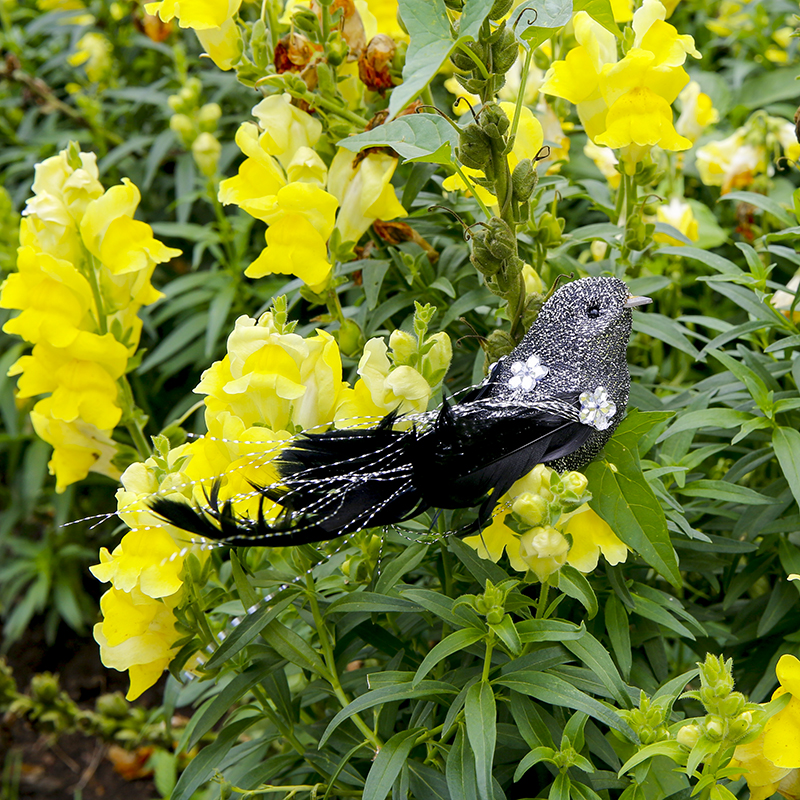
[
  {"x1": 195, "y1": 16, "x2": 243, "y2": 71},
  {"x1": 518, "y1": 526, "x2": 570, "y2": 582},
  {"x1": 93, "y1": 586, "x2": 180, "y2": 700},
  {"x1": 600, "y1": 50, "x2": 690, "y2": 110},
  {"x1": 251, "y1": 95, "x2": 323, "y2": 169},
  {"x1": 327, "y1": 149, "x2": 406, "y2": 245},
  {"x1": 1, "y1": 247, "x2": 93, "y2": 347},
  {"x1": 654, "y1": 198, "x2": 698, "y2": 245},
  {"x1": 90, "y1": 528, "x2": 185, "y2": 598},
  {"x1": 145, "y1": 0, "x2": 242, "y2": 29},
  {"x1": 595, "y1": 87, "x2": 691, "y2": 153},
  {"x1": 29, "y1": 403, "x2": 121, "y2": 491},
  {"x1": 562, "y1": 507, "x2": 628, "y2": 573},
  {"x1": 218, "y1": 123, "x2": 287, "y2": 212},
  {"x1": 763, "y1": 655, "x2": 800, "y2": 769}
]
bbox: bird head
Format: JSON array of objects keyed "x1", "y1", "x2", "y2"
[{"x1": 532, "y1": 276, "x2": 651, "y2": 360}]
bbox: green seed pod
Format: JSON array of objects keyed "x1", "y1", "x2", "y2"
[
  {"x1": 479, "y1": 102, "x2": 510, "y2": 141},
  {"x1": 483, "y1": 217, "x2": 517, "y2": 260},
  {"x1": 511, "y1": 158, "x2": 537, "y2": 203},
  {"x1": 537, "y1": 211, "x2": 564, "y2": 246},
  {"x1": 457, "y1": 123, "x2": 492, "y2": 170},
  {"x1": 484, "y1": 328, "x2": 516, "y2": 362},
  {"x1": 491, "y1": 27, "x2": 518, "y2": 74},
  {"x1": 488, "y1": 0, "x2": 513, "y2": 20},
  {"x1": 337, "y1": 318, "x2": 364, "y2": 356},
  {"x1": 521, "y1": 291, "x2": 545, "y2": 330}
]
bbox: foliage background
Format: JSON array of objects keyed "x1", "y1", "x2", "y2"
[{"x1": 2, "y1": 0, "x2": 800, "y2": 798}]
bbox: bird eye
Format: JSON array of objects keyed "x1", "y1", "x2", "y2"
[{"x1": 587, "y1": 305, "x2": 601, "y2": 319}]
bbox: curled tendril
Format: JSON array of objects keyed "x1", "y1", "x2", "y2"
[
  {"x1": 533, "y1": 145, "x2": 552, "y2": 163},
  {"x1": 776, "y1": 155, "x2": 799, "y2": 170},
  {"x1": 512, "y1": 5, "x2": 539, "y2": 31},
  {"x1": 454, "y1": 95, "x2": 480, "y2": 121},
  {"x1": 455, "y1": 317, "x2": 488, "y2": 349},
  {"x1": 415, "y1": 105, "x2": 462, "y2": 132},
  {"x1": 428, "y1": 205, "x2": 476, "y2": 239},
  {"x1": 543, "y1": 272, "x2": 573, "y2": 302},
  {"x1": 641, "y1": 193, "x2": 665, "y2": 207}
]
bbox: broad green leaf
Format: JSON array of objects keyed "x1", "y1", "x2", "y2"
[
  {"x1": 466, "y1": 682, "x2": 496, "y2": 800},
  {"x1": 260, "y1": 618, "x2": 327, "y2": 677},
  {"x1": 494, "y1": 671, "x2": 635, "y2": 738},
  {"x1": 573, "y1": 0, "x2": 620, "y2": 34},
  {"x1": 586, "y1": 435, "x2": 680, "y2": 586},
  {"x1": 489, "y1": 613, "x2": 523, "y2": 655},
  {"x1": 774, "y1": 426, "x2": 800, "y2": 509},
  {"x1": 390, "y1": 0, "x2": 494, "y2": 114},
  {"x1": 739, "y1": 67, "x2": 800, "y2": 109},
  {"x1": 320, "y1": 681, "x2": 457, "y2": 746},
  {"x1": 363, "y1": 729, "x2": 421, "y2": 800},
  {"x1": 413, "y1": 628, "x2": 486, "y2": 685},
  {"x1": 515, "y1": 618, "x2": 585, "y2": 643},
  {"x1": 339, "y1": 115, "x2": 459, "y2": 166},
  {"x1": 719, "y1": 191, "x2": 794, "y2": 228},
  {"x1": 558, "y1": 565, "x2": 598, "y2": 618}
]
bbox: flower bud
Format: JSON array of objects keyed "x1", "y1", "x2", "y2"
[
  {"x1": 518, "y1": 526, "x2": 570, "y2": 581},
  {"x1": 536, "y1": 211, "x2": 564, "y2": 246},
  {"x1": 512, "y1": 492, "x2": 550, "y2": 527},
  {"x1": 458, "y1": 123, "x2": 492, "y2": 170},
  {"x1": 95, "y1": 692, "x2": 129, "y2": 719},
  {"x1": 338, "y1": 318, "x2": 364, "y2": 357},
  {"x1": 676, "y1": 723, "x2": 702, "y2": 749},
  {"x1": 326, "y1": 35, "x2": 350, "y2": 67},
  {"x1": 511, "y1": 158, "x2": 537, "y2": 204},
  {"x1": 558, "y1": 471, "x2": 588, "y2": 498},
  {"x1": 197, "y1": 103, "x2": 222, "y2": 132},
  {"x1": 489, "y1": 0, "x2": 513, "y2": 19},
  {"x1": 389, "y1": 329, "x2": 416, "y2": 365},
  {"x1": 292, "y1": 7, "x2": 321, "y2": 35},
  {"x1": 479, "y1": 102, "x2": 510, "y2": 141},
  {"x1": 728, "y1": 710, "x2": 754, "y2": 742},
  {"x1": 718, "y1": 692, "x2": 746, "y2": 718},
  {"x1": 703, "y1": 715, "x2": 725, "y2": 741},
  {"x1": 192, "y1": 132, "x2": 221, "y2": 177},
  {"x1": 422, "y1": 332, "x2": 452, "y2": 386},
  {"x1": 491, "y1": 27, "x2": 518, "y2": 75},
  {"x1": 169, "y1": 113, "x2": 195, "y2": 147}
]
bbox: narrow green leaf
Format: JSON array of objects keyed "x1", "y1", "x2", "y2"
[
  {"x1": 413, "y1": 628, "x2": 486, "y2": 685},
  {"x1": 604, "y1": 595, "x2": 631, "y2": 681},
  {"x1": 549, "y1": 771, "x2": 571, "y2": 800},
  {"x1": 515, "y1": 619, "x2": 584, "y2": 643},
  {"x1": 374, "y1": 543, "x2": 429, "y2": 593},
  {"x1": 633, "y1": 313, "x2": 699, "y2": 358},
  {"x1": 618, "y1": 740, "x2": 684, "y2": 776},
  {"x1": 513, "y1": 746, "x2": 557, "y2": 782},
  {"x1": 326, "y1": 592, "x2": 421, "y2": 616},
  {"x1": 774, "y1": 426, "x2": 800, "y2": 509},
  {"x1": 564, "y1": 632, "x2": 632, "y2": 708},
  {"x1": 557, "y1": 565, "x2": 598, "y2": 618},
  {"x1": 676, "y1": 480, "x2": 773, "y2": 505},
  {"x1": 260, "y1": 618, "x2": 327, "y2": 676},
  {"x1": 720, "y1": 191, "x2": 794, "y2": 227},
  {"x1": 630, "y1": 594, "x2": 694, "y2": 639},
  {"x1": 657, "y1": 409, "x2": 753, "y2": 439},
  {"x1": 363, "y1": 729, "x2": 421, "y2": 800},
  {"x1": 465, "y1": 682, "x2": 496, "y2": 800},
  {"x1": 489, "y1": 614, "x2": 522, "y2": 656},
  {"x1": 446, "y1": 727, "x2": 478, "y2": 800}
]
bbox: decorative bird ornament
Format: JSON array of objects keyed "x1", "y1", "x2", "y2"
[{"x1": 150, "y1": 276, "x2": 651, "y2": 546}]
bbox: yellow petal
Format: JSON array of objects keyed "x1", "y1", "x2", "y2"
[{"x1": 764, "y1": 694, "x2": 800, "y2": 768}]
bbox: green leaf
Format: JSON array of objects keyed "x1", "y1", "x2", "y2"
[
  {"x1": 259, "y1": 618, "x2": 327, "y2": 676},
  {"x1": 187, "y1": 660, "x2": 279, "y2": 749},
  {"x1": 326, "y1": 591, "x2": 421, "y2": 615},
  {"x1": 363, "y1": 729, "x2": 421, "y2": 800},
  {"x1": 632, "y1": 313, "x2": 700, "y2": 358},
  {"x1": 719, "y1": 191, "x2": 794, "y2": 228},
  {"x1": 494, "y1": 671, "x2": 635, "y2": 738},
  {"x1": 401, "y1": 587, "x2": 486, "y2": 629},
  {"x1": 515, "y1": 618, "x2": 585, "y2": 643},
  {"x1": 630, "y1": 593, "x2": 695, "y2": 640},
  {"x1": 557, "y1": 565, "x2": 598, "y2": 619},
  {"x1": 446, "y1": 726, "x2": 479, "y2": 800},
  {"x1": 389, "y1": 0, "x2": 494, "y2": 114},
  {"x1": 374, "y1": 543, "x2": 429, "y2": 593},
  {"x1": 489, "y1": 613, "x2": 523, "y2": 656},
  {"x1": 413, "y1": 628, "x2": 486, "y2": 685},
  {"x1": 774, "y1": 427, "x2": 800, "y2": 509},
  {"x1": 549, "y1": 772, "x2": 571, "y2": 800},
  {"x1": 465, "y1": 682, "x2": 496, "y2": 800},
  {"x1": 586, "y1": 435, "x2": 680, "y2": 587},
  {"x1": 675, "y1": 480, "x2": 774, "y2": 505},
  {"x1": 618, "y1": 740, "x2": 684, "y2": 776},
  {"x1": 572, "y1": 0, "x2": 620, "y2": 34},
  {"x1": 604, "y1": 595, "x2": 631, "y2": 681},
  {"x1": 657, "y1": 409, "x2": 753, "y2": 439},
  {"x1": 513, "y1": 746, "x2": 557, "y2": 782},
  {"x1": 739, "y1": 67, "x2": 800, "y2": 109},
  {"x1": 564, "y1": 632, "x2": 632, "y2": 708},
  {"x1": 320, "y1": 681, "x2": 457, "y2": 746},
  {"x1": 204, "y1": 596, "x2": 293, "y2": 670},
  {"x1": 339, "y1": 115, "x2": 458, "y2": 165}
]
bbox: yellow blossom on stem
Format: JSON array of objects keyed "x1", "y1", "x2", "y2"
[
  {"x1": 251, "y1": 95, "x2": 323, "y2": 170},
  {"x1": 145, "y1": 0, "x2": 242, "y2": 30},
  {"x1": 195, "y1": 16, "x2": 243, "y2": 70},
  {"x1": 676, "y1": 80, "x2": 719, "y2": 143},
  {"x1": 327, "y1": 149, "x2": 406, "y2": 245},
  {"x1": 561, "y1": 508, "x2": 628, "y2": 572},
  {"x1": 654, "y1": 198, "x2": 699, "y2": 245}
]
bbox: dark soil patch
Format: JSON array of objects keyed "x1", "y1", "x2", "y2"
[{"x1": 2, "y1": 620, "x2": 163, "y2": 800}]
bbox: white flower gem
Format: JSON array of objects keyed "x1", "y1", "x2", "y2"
[
  {"x1": 508, "y1": 354, "x2": 549, "y2": 392},
  {"x1": 579, "y1": 386, "x2": 617, "y2": 431}
]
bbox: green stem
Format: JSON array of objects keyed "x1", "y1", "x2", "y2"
[
  {"x1": 208, "y1": 178, "x2": 239, "y2": 273},
  {"x1": 304, "y1": 90, "x2": 369, "y2": 128},
  {"x1": 305, "y1": 573, "x2": 383, "y2": 751},
  {"x1": 250, "y1": 684, "x2": 307, "y2": 755},
  {"x1": 482, "y1": 638, "x2": 495, "y2": 682},
  {"x1": 85, "y1": 254, "x2": 108, "y2": 335},
  {"x1": 452, "y1": 163, "x2": 493, "y2": 220},
  {"x1": 509, "y1": 47, "x2": 533, "y2": 146},
  {"x1": 326, "y1": 285, "x2": 346, "y2": 325},
  {"x1": 536, "y1": 577, "x2": 550, "y2": 619},
  {"x1": 455, "y1": 41, "x2": 490, "y2": 79}
]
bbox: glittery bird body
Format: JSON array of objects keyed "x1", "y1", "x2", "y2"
[{"x1": 151, "y1": 276, "x2": 650, "y2": 546}]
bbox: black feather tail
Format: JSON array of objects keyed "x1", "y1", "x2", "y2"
[{"x1": 149, "y1": 414, "x2": 429, "y2": 546}]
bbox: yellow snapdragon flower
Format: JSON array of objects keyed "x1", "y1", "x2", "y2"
[
  {"x1": 676, "y1": 81, "x2": 719, "y2": 143},
  {"x1": 145, "y1": 0, "x2": 242, "y2": 30},
  {"x1": 67, "y1": 32, "x2": 112, "y2": 82},
  {"x1": 327, "y1": 149, "x2": 406, "y2": 245},
  {"x1": 654, "y1": 198, "x2": 699, "y2": 245}
]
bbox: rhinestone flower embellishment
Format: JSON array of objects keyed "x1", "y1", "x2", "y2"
[
  {"x1": 579, "y1": 386, "x2": 617, "y2": 431},
  {"x1": 508, "y1": 354, "x2": 549, "y2": 392}
]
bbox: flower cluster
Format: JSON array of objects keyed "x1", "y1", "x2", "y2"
[
  {"x1": 464, "y1": 464, "x2": 627, "y2": 581},
  {"x1": 219, "y1": 95, "x2": 405, "y2": 290},
  {"x1": 542, "y1": 0, "x2": 700, "y2": 169},
  {"x1": 0, "y1": 146, "x2": 179, "y2": 491},
  {"x1": 696, "y1": 111, "x2": 800, "y2": 194}
]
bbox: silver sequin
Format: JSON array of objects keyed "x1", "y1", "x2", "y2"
[
  {"x1": 508, "y1": 354, "x2": 549, "y2": 392},
  {"x1": 579, "y1": 386, "x2": 617, "y2": 431}
]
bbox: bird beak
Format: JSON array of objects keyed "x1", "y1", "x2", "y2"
[{"x1": 624, "y1": 294, "x2": 652, "y2": 308}]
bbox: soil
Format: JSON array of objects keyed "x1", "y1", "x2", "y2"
[{"x1": 1, "y1": 620, "x2": 162, "y2": 800}]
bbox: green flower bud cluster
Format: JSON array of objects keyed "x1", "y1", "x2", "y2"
[
  {"x1": 168, "y1": 80, "x2": 222, "y2": 177},
  {"x1": 623, "y1": 217, "x2": 656, "y2": 252},
  {"x1": 450, "y1": 20, "x2": 518, "y2": 99},
  {"x1": 465, "y1": 578, "x2": 518, "y2": 624},
  {"x1": 342, "y1": 534, "x2": 382, "y2": 584},
  {"x1": 620, "y1": 691, "x2": 671, "y2": 745},
  {"x1": 388, "y1": 302, "x2": 452, "y2": 387},
  {"x1": 9, "y1": 671, "x2": 81, "y2": 736},
  {"x1": 678, "y1": 655, "x2": 764, "y2": 749}
]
